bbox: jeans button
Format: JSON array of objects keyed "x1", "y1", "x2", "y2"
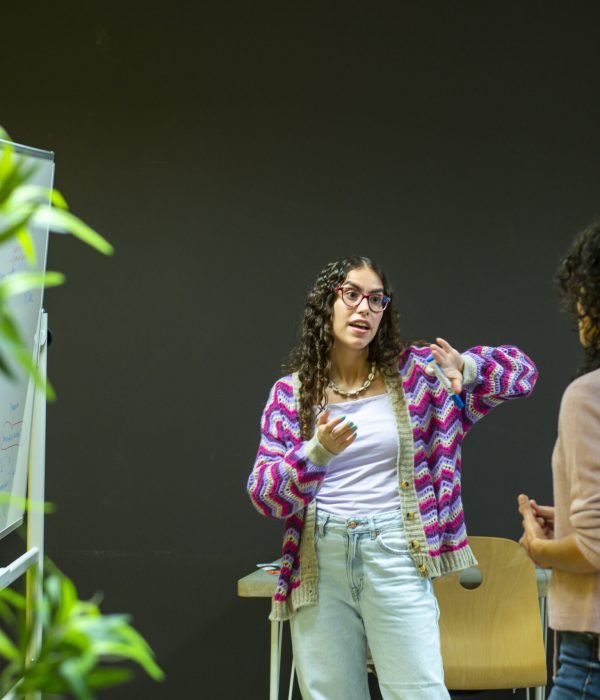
[{"x1": 347, "y1": 520, "x2": 358, "y2": 529}]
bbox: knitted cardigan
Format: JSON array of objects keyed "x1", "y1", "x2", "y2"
[{"x1": 248, "y1": 344, "x2": 538, "y2": 621}]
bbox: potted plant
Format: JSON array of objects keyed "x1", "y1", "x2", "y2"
[{"x1": 0, "y1": 128, "x2": 164, "y2": 698}]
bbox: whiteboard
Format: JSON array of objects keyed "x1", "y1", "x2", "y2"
[{"x1": 0, "y1": 140, "x2": 53, "y2": 538}]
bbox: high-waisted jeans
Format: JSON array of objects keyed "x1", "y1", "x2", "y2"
[
  {"x1": 550, "y1": 632, "x2": 600, "y2": 699},
  {"x1": 289, "y1": 509, "x2": 450, "y2": 700}
]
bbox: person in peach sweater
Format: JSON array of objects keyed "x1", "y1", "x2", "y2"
[{"x1": 519, "y1": 222, "x2": 600, "y2": 699}]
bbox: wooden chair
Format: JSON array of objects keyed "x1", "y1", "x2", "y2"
[{"x1": 433, "y1": 536, "x2": 548, "y2": 696}]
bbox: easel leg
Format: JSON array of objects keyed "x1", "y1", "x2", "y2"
[{"x1": 24, "y1": 313, "x2": 47, "y2": 700}]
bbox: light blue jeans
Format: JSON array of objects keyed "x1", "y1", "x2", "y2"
[
  {"x1": 549, "y1": 632, "x2": 600, "y2": 699},
  {"x1": 290, "y1": 509, "x2": 450, "y2": 700}
]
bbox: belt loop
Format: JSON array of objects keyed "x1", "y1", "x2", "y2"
[
  {"x1": 368, "y1": 514, "x2": 377, "y2": 539},
  {"x1": 318, "y1": 512, "x2": 330, "y2": 537}
]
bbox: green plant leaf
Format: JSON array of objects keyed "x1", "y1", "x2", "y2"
[
  {"x1": 0, "y1": 492, "x2": 54, "y2": 514},
  {"x1": 0, "y1": 588, "x2": 26, "y2": 611},
  {"x1": 0, "y1": 160, "x2": 38, "y2": 207},
  {"x1": 4, "y1": 184, "x2": 53, "y2": 208},
  {"x1": 0, "y1": 564, "x2": 164, "y2": 696},
  {"x1": 86, "y1": 667, "x2": 134, "y2": 689},
  {"x1": 55, "y1": 575, "x2": 79, "y2": 625},
  {"x1": 15, "y1": 229, "x2": 35, "y2": 265},
  {"x1": 0, "y1": 312, "x2": 56, "y2": 401},
  {"x1": 0, "y1": 140, "x2": 14, "y2": 181},
  {"x1": 0, "y1": 348, "x2": 16, "y2": 381},
  {"x1": 59, "y1": 658, "x2": 94, "y2": 700},
  {"x1": 33, "y1": 208, "x2": 113, "y2": 255},
  {"x1": 90, "y1": 640, "x2": 164, "y2": 681},
  {"x1": 0, "y1": 208, "x2": 35, "y2": 244},
  {"x1": 17, "y1": 185, "x2": 66, "y2": 210},
  {"x1": 0, "y1": 627, "x2": 19, "y2": 661},
  {"x1": 0, "y1": 597, "x2": 18, "y2": 626},
  {"x1": 0, "y1": 271, "x2": 64, "y2": 300},
  {"x1": 0, "y1": 309, "x2": 24, "y2": 344},
  {"x1": 44, "y1": 574, "x2": 62, "y2": 611},
  {"x1": 50, "y1": 188, "x2": 68, "y2": 209}
]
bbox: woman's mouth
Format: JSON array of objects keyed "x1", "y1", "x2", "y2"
[{"x1": 348, "y1": 321, "x2": 370, "y2": 334}]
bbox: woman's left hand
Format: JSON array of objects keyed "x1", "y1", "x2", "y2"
[{"x1": 428, "y1": 337, "x2": 465, "y2": 394}]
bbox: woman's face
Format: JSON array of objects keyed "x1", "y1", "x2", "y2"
[{"x1": 331, "y1": 266, "x2": 385, "y2": 353}]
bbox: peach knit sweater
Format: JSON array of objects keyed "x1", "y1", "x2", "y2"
[{"x1": 549, "y1": 368, "x2": 600, "y2": 633}]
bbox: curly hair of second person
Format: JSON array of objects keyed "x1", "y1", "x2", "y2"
[
  {"x1": 556, "y1": 221, "x2": 600, "y2": 376},
  {"x1": 287, "y1": 256, "x2": 406, "y2": 439}
]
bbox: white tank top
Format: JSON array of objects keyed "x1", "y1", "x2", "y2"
[{"x1": 316, "y1": 392, "x2": 401, "y2": 516}]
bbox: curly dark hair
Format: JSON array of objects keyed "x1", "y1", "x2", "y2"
[
  {"x1": 556, "y1": 221, "x2": 600, "y2": 376},
  {"x1": 287, "y1": 255, "x2": 406, "y2": 439}
]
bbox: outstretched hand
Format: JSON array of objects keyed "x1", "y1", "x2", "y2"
[
  {"x1": 428, "y1": 337, "x2": 465, "y2": 394},
  {"x1": 316, "y1": 410, "x2": 358, "y2": 455}
]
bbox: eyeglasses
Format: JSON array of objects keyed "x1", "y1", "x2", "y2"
[{"x1": 334, "y1": 286, "x2": 391, "y2": 313}]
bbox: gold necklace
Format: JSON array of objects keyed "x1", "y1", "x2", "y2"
[{"x1": 328, "y1": 362, "x2": 377, "y2": 399}]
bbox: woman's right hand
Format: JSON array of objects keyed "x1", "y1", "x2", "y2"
[{"x1": 316, "y1": 410, "x2": 358, "y2": 455}]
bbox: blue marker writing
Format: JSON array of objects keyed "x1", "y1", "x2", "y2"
[{"x1": 426, "y1": 355, "x2": 465, "y2": 409}]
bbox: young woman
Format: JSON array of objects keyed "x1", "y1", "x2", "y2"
[
  {"x1": 249, "y1": 255, "x2": 537, "y2": 700},
  {"x1": 519, "y1": 223, "x2": 600, "y2": 700}
]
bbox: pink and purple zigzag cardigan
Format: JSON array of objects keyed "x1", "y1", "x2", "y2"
[{"x1": 247, "y1": 344, "x2": 537, "y2": 621}]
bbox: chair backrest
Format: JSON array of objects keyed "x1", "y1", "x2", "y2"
[{"x1": 432, "y1": 536, "x2": 548, "y2": 690}]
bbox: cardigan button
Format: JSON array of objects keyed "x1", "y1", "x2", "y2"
[
  {"x1": 400, "y1": 480, "x2": 410, "y2": 490},
  {"x1": 418, "y1": 564, "x2": 427, "y2": 575},
  {"x1": 410, "y1": 540, "x2": 421, "y2": 551},
  {"x1": 406, "y1": 511, "x2": 415, "y2": 520}
]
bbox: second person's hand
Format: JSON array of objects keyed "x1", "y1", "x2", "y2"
[{"x1": 530, "y1": 499, "x2": 555, "y2": 537}]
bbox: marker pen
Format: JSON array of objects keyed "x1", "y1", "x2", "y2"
[{"x1": 426, "y1": 355, "x2": 465, "y2": 409}]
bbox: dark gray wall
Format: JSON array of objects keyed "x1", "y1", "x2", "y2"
[{"x1": 2, "y1": 2, "x2": 600, "y2": 697}]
